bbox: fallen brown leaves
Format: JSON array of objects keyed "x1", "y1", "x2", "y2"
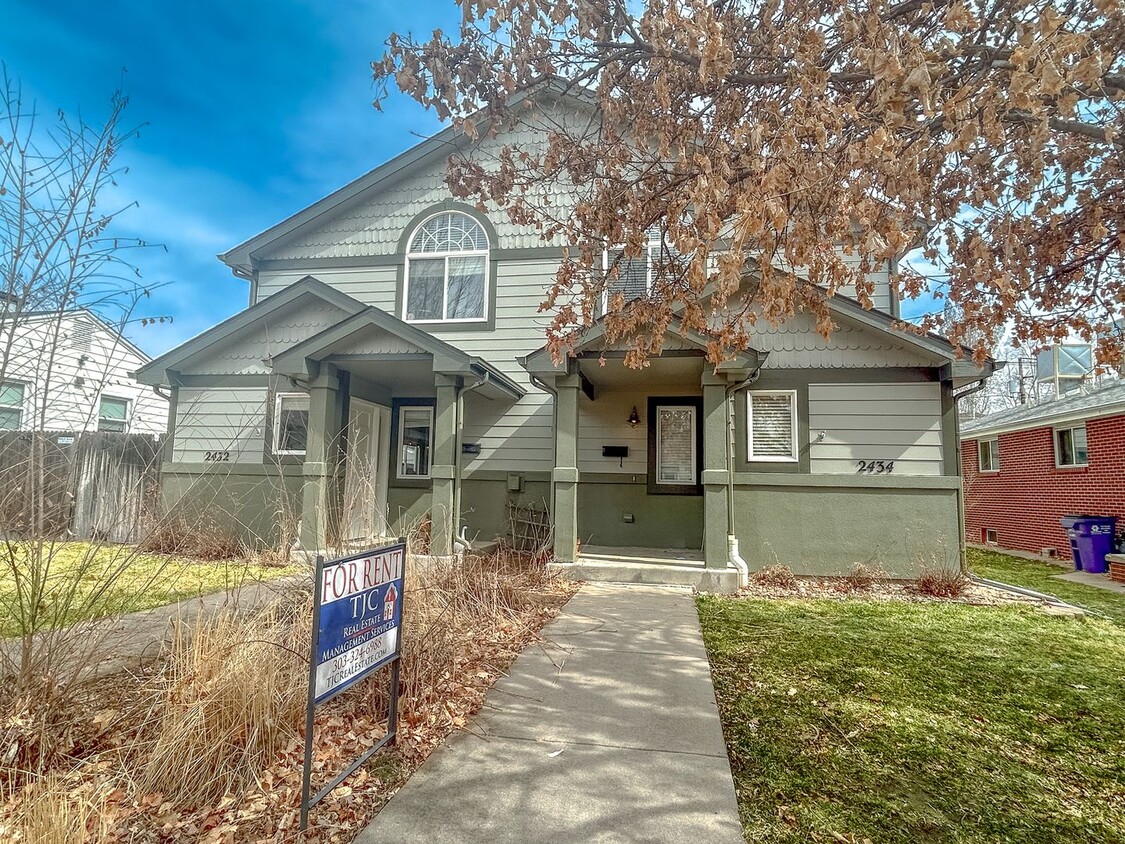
[{"x1": 1, "y1": 550, "x2": 577, "y2": 843}]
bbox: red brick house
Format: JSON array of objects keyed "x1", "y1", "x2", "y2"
[{"x1": 961, "y1": 381, "x2": 1125, "y2": 559}]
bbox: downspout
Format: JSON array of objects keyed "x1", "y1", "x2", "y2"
[
  {"x1": 953, "y1": 377, "x2": 988, "y2": 571},
  {"x1": 529, "y1": 374, "x2": 559, "y2": 520},
  {"x1": 725, "y1": 354, "x2": 769, "y2": 587},
  {"x1": 452, "y1": 372, "x2": 489, "y2": 554}
]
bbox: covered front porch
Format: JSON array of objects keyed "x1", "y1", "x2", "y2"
[
  {"x1": 269, "y1": 305, "x2": 524, "y2": 556},
  {"x1": 522, "y1": 325, "x2": 762, "y2": 593}
]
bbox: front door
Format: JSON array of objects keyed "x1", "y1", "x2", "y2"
[{"x1": 342, "y1": 398, "x2": 388, "y2": 543}]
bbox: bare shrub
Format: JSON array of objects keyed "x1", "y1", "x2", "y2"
[
  {"x1": 138, "y1": 514, "x2": 245, "y2": 561},
  {"x1": 842, "y1": 563, "x2": 886, "y2": 592},
  {"x1": 915, "y1": 567, "x2": 969, "y2": 598},
  {"x1": 752, "y1": 565, "x2": 798, "y2": 589}
]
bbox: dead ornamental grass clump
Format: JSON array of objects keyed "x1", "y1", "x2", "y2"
[
  {"x1": 914, "y1": 566, "x2": 969, "y2": 598},
  {"x1": 136, "y1": 547, "x2": 570, "y2": 814},
  {"x1": 751, "y1": 565, "x2": 799, "y2": 590},
  {"x1": 840, "y1": 562, "x2": 886, "y2": 592},
  {"x1": 10, "y1": 774, "x2": 113, "y2": 844}
]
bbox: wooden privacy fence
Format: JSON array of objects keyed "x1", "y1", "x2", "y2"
[{"x1": 0, "y1": 431, "x2": 164, "y2": 543}]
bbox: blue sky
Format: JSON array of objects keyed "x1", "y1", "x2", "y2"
[
  {"x1": 3, "y1": 2, "x2": 936, "y2": 358},
  {"x1": 1, "y1": 0, "x2": 456, "y2": 355}
]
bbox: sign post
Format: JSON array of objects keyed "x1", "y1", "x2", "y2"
[{"x1": 300, "y1": 539, "x2": 407, "y2": 831}]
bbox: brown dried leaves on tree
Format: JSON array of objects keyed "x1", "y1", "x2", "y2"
[{"x1": 375, "y1": 0, "x2": 1125, "y2": 367}]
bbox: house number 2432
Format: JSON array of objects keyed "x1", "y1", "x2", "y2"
[{"x1": 856, "y1": 460, "x2": 894, "y2": 474}]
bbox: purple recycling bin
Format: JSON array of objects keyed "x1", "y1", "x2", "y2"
[
  {"x1": 1060, "y1": 515, "x2": 1085, "y2": 569},
  {"x1": 1072, "y1": 517, "x2": 1117, "y2": 574}
]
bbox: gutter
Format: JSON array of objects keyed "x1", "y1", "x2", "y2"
[
  {"x1": 952, "y1": 378, "x2": 988, "y2": 571},
  {"x1": 724, "y1": 353, "x2": 769, "y2": 587},
  {"x1": 528, "y1": 374, "x2": 559, "y2": 526}
]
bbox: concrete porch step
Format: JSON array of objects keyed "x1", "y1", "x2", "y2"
[{"x1": 552, "y1": 555, "x2": 741, "y2": 593}]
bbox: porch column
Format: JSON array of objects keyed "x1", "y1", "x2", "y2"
[
  {"x1": 429, "y1": 373, "x2": 459, "y2": 558},
  {"x1": 552, "y1": 371, "x2": 581, "y2": 563},
  {"x1": 701, "y1": 372, "x2": 730, "y2": 569},
  {"x1": 300, "y1": 364, "x2": 344, "y2": 552}
]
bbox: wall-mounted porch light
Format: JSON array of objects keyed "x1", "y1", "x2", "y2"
[{"x1": 628, "y1": 406, "x2": 640, "y2": 428}]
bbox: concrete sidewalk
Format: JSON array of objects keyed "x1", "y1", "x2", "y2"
[{"x1": 356, "y1": 583, "x2": 743, "y2": 843}]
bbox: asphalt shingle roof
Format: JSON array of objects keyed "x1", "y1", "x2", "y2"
[{"x1": 960, "y1": 379, "x2": 1125, "y2": 438}]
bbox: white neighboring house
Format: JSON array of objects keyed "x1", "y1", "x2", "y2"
[{"x1": 0, "y1": 310, "x2": 167, "y2": 435}]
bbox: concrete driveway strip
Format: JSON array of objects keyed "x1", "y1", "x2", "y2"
[{"x1": 355, "y1": 583, "x2": 743, "y2": 844}]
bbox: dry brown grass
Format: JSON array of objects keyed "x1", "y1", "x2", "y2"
[
  {"x1": 138, "y1": 514, "x2": 246, "y2": 561},
  {"x1": 8, "y1": 773, "x2": 113, "y2": 844},
  {"x1": 751, "y1": 565, "x2": 798, "y2": 590},
  {"x1": 914, "y1": 566, "x2": 969, "y2": 598},
  {"x1": 841, "y1": 562, "x2": 886, "y2": 592}
]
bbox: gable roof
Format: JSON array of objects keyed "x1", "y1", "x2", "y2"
[
  {"x1": 961, "y1": 380, "x2": 1125, "y2": 439},
  {"x1": 133, "y1": 276, "x2": 365, "y2": 384},
  {"x1": 10, "y1": 308, "x2": 153, "y2": 363},
  {"x1": 220, "y1": 83, "x2": 594, "y2": 276}
]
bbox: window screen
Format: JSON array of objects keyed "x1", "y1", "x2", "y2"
[
  {"x1": 275, "y1": 393, "x2": 310, "y2": 455},
  {"x1": 978, "y1": 438, "x2": 1000, "y2": 472},
  {"x1": 1055, "y1": 425, "x2": 1088, "y2": 467},
  {"x1": 655, "y1": 406, "x2": 696, "y2": 484},
  {"x1": 97, "y1": 396, "x2": 128, "y2": 432},
  {"x1": 0, "y1": 382, "x2": 24, "y2": 431},
  {"x1": 398, "y1": 406, "x2": 434, "y2": 478},
  {"x1": 748, "y1": 391, "x2": 797, "y2": 460}
]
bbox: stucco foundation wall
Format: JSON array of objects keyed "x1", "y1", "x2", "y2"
[
  {"x1": 387, "y1": 478, "x2": 551, "y2": 546},
  {"x1": 161, "y1": 469, "x2": 303, "y2": 548},
  {"x1": 732, "y1": 483, "x2": 961, "y2": 576},
  {"x1": 963, "y1": 416, "x2": 1125, "y2": 559},
  {"x1": 577, "y1": 480, "x2": 704, "y2": 550}
]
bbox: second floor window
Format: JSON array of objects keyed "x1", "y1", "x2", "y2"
[
  {"x1": 97, "y1": 396, "x2": 129, "y2": 432},
  {"x1": 404, "y1": 212, "x2": 489, "y2": 323},
  {"x1": 0, "y1": 382, "x2": 24, "y2": 430}
]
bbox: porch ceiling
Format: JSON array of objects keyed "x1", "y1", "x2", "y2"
[{"x1": 578, "y1": 354, "x2": 705, "y2": 388}]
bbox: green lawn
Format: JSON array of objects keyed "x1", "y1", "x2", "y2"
[
  {"x1": 968, "y1": 546, "x2": 1125, "y2": 626},
  {"x1": 0, "y1": 542, "x2": 298, "y2": 637},
  {"x1": 698, "y1": 594, "x2": 1125, "y2": 843}
]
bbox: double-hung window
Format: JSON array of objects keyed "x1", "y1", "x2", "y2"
[
  {"x1": 978, "y1": 438, "x2": 1000, "y2": 472},
  {"x1": 1055, "y1": 425, "x2": 1088, "y2": 468},
  {"x1": 274, "y1": 393, "x2": 310, "y2": 456},
  {"x1": 602, "y1": 231, "x2": 686, "y2": 310},
  {"x1": 97, "y1": 396, "x2": 129, "y2": 432},
  {"x1": 404, "y1": 212, "x2": 489, "y2": 323},
  {"x1": 747, "y1": 391, "x2": 798, "y2": 461},
  {"x1": 0, "y1": 382, "x2": 24, "y2": 430},
  {"x1": 398, "y1": 405, "x2": 434, "y2": 478}
]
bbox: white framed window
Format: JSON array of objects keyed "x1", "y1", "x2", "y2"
[
  {"x1": 403, "y1": 212, "x2": 489, "y2": 323},
  {"x1": 1054, "y1": 424, "x2": 1088, "y2": 468},
  {"x1": 978, "y1": 438, "x2": 1000, "y2": 472},
  {"x1": 97, "y1": 396, "x2": 129, "y2": 433},
  {"x1": 398, "y1": 405, "x2": 434, "y2": 479},
  {"x1": 0, "y1": 381, "x2": 24, "y2": 431},
  {"x1": 655, "y1": 405, "x2": 697, "y2": 485},
  {"x1": 747, "y1": 390, "x2": 798, "y2": 461},
  {"x1": 274, "y1": 392, "x2": 310, "y2": 455}
]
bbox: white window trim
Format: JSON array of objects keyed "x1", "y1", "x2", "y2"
[
  {"x1": 1053, "y1": 424, "x2": 1089, "y2": 468},
  {"x1": 274, "y1": 392, "x2": 310, "y2": 456},
  {"x1": 397, "y1": 405, "x2": 435, "y2": 480},
  {"x1": 97, "y1": 395, "x2": 130, "y2": 433},
  {"x1": 654, "y1": 404, "x2": 697, "y2": 486},
  {"x1": 747, "y1": 390, "x2": 799, "y2": 462},
  {"x1": 0, "y1": 381, "x2": 25, "y2": 431},
  {"x1": 978, "y1": 437, "x2": 1000, "y2": 473},
  {"x1": 402, "y1": 212, "x2": 490, "y2": 325}
]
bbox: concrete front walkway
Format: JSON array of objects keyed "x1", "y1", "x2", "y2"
[{"x1": 357, "y1": 583, "x2": 743, "y2": 844}]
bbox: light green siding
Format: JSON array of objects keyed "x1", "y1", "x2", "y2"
[{"x1": 172, "y1": 387, "x2": 271, "y2": 464}]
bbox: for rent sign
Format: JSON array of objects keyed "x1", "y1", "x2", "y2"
[
  {"x1": 302, "y1": 540, "x2": 407, "y2": 830},
  {"x1": 313, "y1": 542, "x2": 405, "y2": 704}
]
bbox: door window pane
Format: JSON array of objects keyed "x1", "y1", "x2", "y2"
[
  {"x1": 656, "y1": 406, "x2": 696, "y2": 484},
  {"x1": 399, "y1": 406, "x2": 434, "y2": 478}
]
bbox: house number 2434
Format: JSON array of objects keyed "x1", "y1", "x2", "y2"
[{"x1": 856, "y1": 460, "x2": 894, "y2": 474}]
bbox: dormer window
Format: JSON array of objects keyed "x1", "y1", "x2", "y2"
[{"x1": 404, "y1": 212, "x2": 489, "y2": 323}]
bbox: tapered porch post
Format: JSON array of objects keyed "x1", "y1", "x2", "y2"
[
  {"x1": 701, "y1": 371, "x2": 731, "y2": 569},
  {"x1": 552, "y1": 371, "x2": 581, "y2": 563},
  {"x1": 429, "y1": 373, "x2": 459, "y2": 558},
  {"x1": 300, "y1": 364, "x2": 344, "y2": 552}
]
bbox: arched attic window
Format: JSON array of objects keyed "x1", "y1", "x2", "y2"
[{"x1": 404, "y1": 212, "x2": 489, "y2": 323}]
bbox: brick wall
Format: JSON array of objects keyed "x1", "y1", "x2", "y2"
[{"x1": 963, "y1": 414, "x2": 1125, "y2": 559}]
